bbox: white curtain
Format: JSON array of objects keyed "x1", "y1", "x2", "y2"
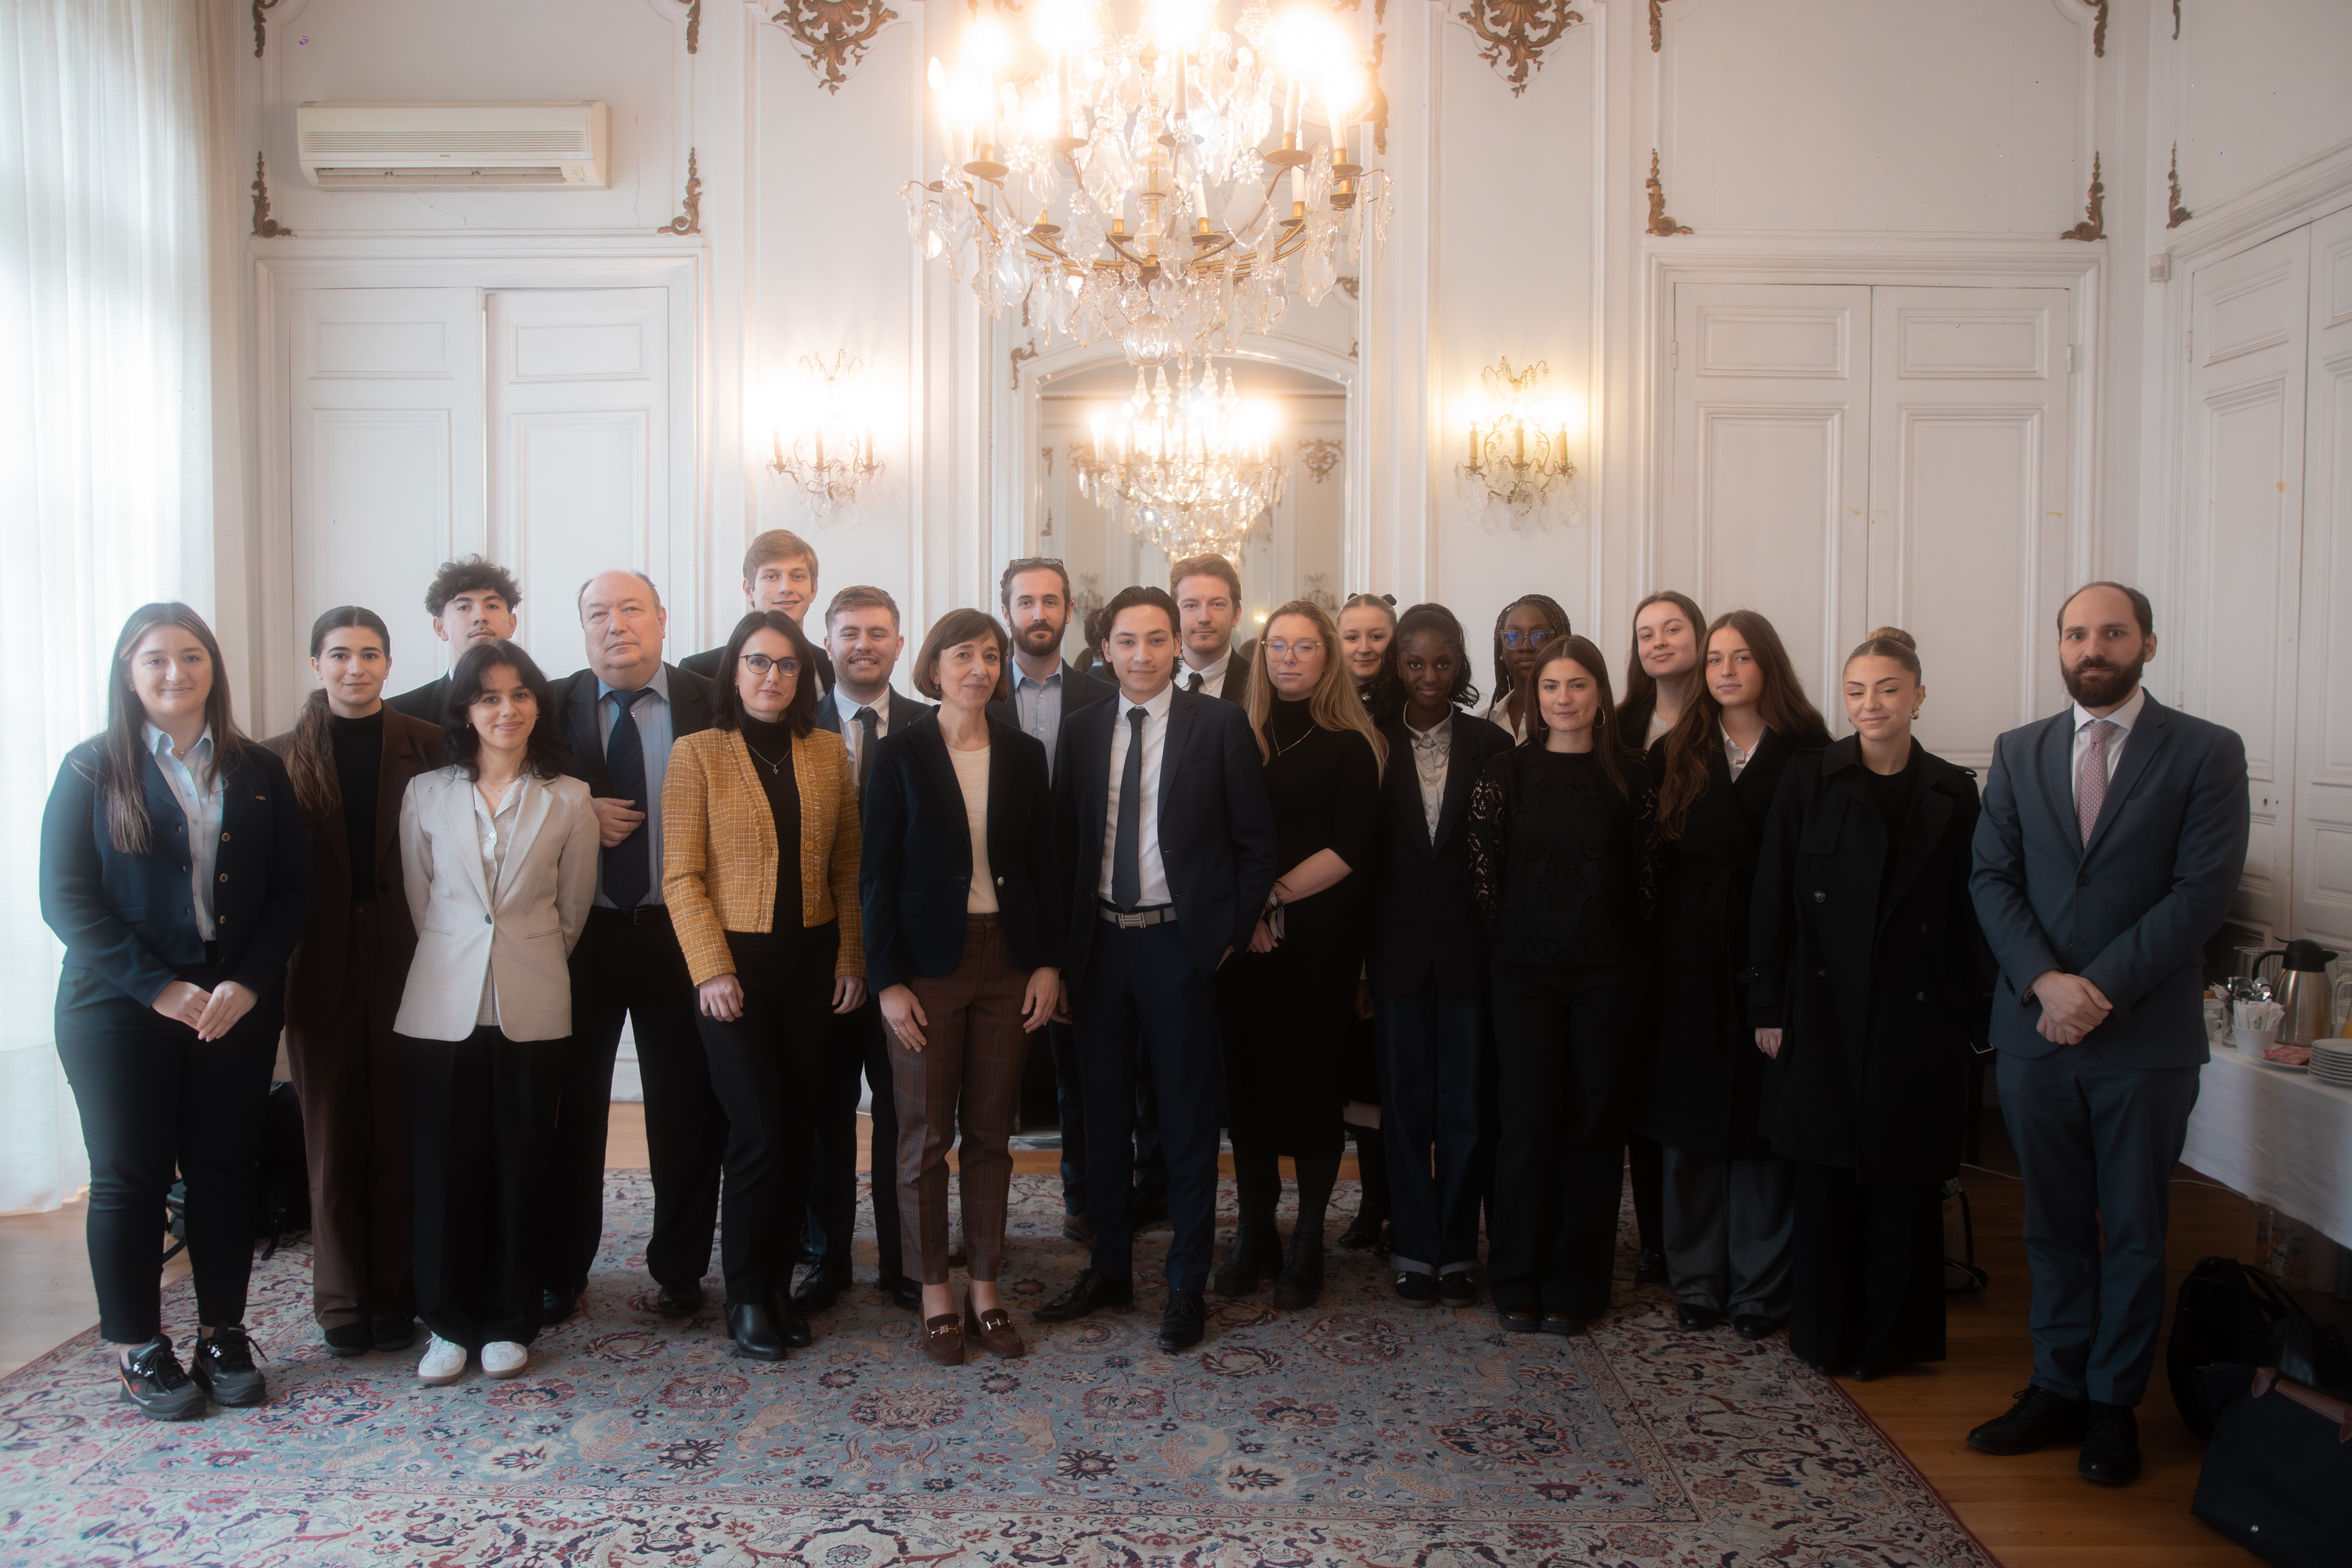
[{"x1": 0, "y1": 0, "x2": 222, "y2": 1213}]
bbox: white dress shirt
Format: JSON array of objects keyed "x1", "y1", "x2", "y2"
[
  {"x1": 2069, "y1": 684, "x2": 2147, "y2": 808},
  {"x1": 1723, "y1": 727, "x2": 1756, "y2": 781},
  {"x1": 471, "y1": 777, "x2": 524, "y2": 1024},
  {"x1": 830, "y1": 685, "x2": 895, "y2": 778},
  {"x1": 145, "y1": 723, "x2": 223, "y2": 940},
  {"x1": 1097, "y1": 681, "x2": 1175, "y2": 907},
  {"x1": 1181, "y1": 646, "x2": 1233, "y2": 699},
  {"x1": 1406, "y1": 709, "x2": 1452, "y2": 839},
  {"x1": 1484, "y1": 694, "x2": 1530, "y2": 744}
]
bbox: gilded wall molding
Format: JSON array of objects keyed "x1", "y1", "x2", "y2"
[
  {"x1": 1457, "y1": 0, "x2": 1584, "y2": 98},
  {"x1": 680, "y1": 0, "x2": 700, "y2": 53},
  {"x1": 2173, "y1": 0, "x2": 2181, "y2": 41},
  {"x1": 1010, "y1": 343, "x2": 1039, "y2": 391},
  {"x1": 2083, "y1": 0, "x2": 2106, "y2": 58},
  {"x1": 1645, "y1": 150, "x2": 1691, "y2": 236},
  {"x1": 1298, "y1": 439, "x2": 1344, "y2": 484},
  {"x1": 1336, "y1": 275, "x2": 1359, "y2": 302},
  {"x1": 1040, "y1": 446, "x2": 1054, "y2": 478},
  {"x1": 252, "y1": 0, "x2": 281, "y2": 58},
  {"x1": 656, "y1": 149, "x2": 703, "y2": 236},
  {"x1": 1370, "y1": 33, "x2": 1390, "y2": 156},
  {"x1": 2060, "y1": 152, "x2": 2104, "y2": 241},
  {"x1": 2167, "y1": 142, "x2": 2193, "y2": 230},
  {"x1": 250, "y1": 155, "x2": 293, "y2": 237},
  {"x1": 1648, "y1": 0, "x2": 1670, "y2": 53},
  {"x1": 775, "y1": 0, "x2": 899, "y2": 94}
]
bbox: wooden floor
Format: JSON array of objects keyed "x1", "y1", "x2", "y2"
[{"x1": 5, "y1": 1104, "x2": 2332, "y2": 1566}]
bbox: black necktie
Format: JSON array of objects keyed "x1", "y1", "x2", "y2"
[
  {"x1": 1112, "y1": 705, "x2": 1147, "y2": 911},
  {"x1": 602, "y1": 686, "x2": 652, "y2": 909},
  {"x1": 854, "y1": 705, "x2": 878, "y2": 797},
  {"x1": 1187, "y1": 671, "x2": 1204, "y2": 694}
]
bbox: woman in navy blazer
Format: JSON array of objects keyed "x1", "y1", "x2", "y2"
[
  {"x1": 38, "y1": 604, "x2": 313, "y2": 1421},
  {"x1": 860, "y1": 608, "x2": 1063, "y2": 1363}
]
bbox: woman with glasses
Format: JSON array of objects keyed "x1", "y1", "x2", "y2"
[
  {"x1": 662, "y1": 610, "x2": 867, "y2": 1362},
  {"x1": 1213, "y1": 602, "x2": 1386, "y2": 1310},
  {"x1": 1484, "y1": 595, "x2": 1574, "y2": 743}
]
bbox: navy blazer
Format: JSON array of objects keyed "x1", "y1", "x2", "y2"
[
  {"x1": 548, "y1": 661, "x2": 718, "y2": 796},
  {"x1": 815, "y1": 686, "x2": 931, "y2": 812},
  {"x1": 1053, "y1": 684, "x2": 1279, "y2": 985},
  {"x1": 859, "y1": 710, "x2": 1063, "y2": 991},
  {"x1": 1969, "y1": 694, "x2": 2249, "y2": 1067},
  {"x1": 40, "y1": 739, "x2": 314, "y2": 1007},
  {"x1": 1370, "y1": 709, "x2": 1515, "y2": 1001},
  {"x1": 385, "y1": 673, "x2": 450, "y2": 726}
]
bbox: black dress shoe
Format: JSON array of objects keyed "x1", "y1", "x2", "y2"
[
  {"x1": 1334, "y1": 1212, "x2": 1387, "y2": 1251},
  {"x1": 877, "y1": 1272, "x2": 923, "y2": 1312},
  {"x1": 1967, "y1": 1385, "x2": 2090, "y2": 1455},
  {"x1": 726, "y1": 1303, "x2": 789, "y2": 1361},
  {"x1": 1130, "y1": 1190, "x2": 1169, "y2": 1229},
  {"x1": 323, "y1": 1323, "x2": 371, "y2": 1357},
  {"x1": 1212, "y1": 1231, "x2": 1284, "y2": 1298},
  {"x1": 1846, "y1": 1363, "x2": 1877, "y2": 1382},
  {"x1": 116, "y1": 1336, "x2": 205, "y2": 1421},
  {"x1": 372, "y1": 1317, "x2": 417, "y2": 1354},
  {"x1": 764, "y1": 1292, "x2": 814, "y2": 1349},
  {"x1": 1393, "y1": 1270, "x2": 1439, "y2": 1307},
  {"x1": 1034, "y1": 1269, "x2": 1134, "y2": 1323},
  {"x1": 1157, "y1": 1291, "x2": 1207, "y2": 1352},
  {"x1": 2077, "y1": 1403, "x2": 2141, "y2": 1485},
  {"x1": 188, "y1": 1325, "x2": 266, "y2": 1407},
  {"x1": 1436, "y1": 1272, "x2": 1477, "y2": 1308},
  {"x1": 1676, "y1": 1302, "x2": 1721, "y2": 1330},
  {"x1": 1733, "y1": 1313, "x2": 1780, "y2": 1341},
  {"x1": 1539, "y1": 1310, "x2": 1590, "y2": 1337},
  {"x1": 790, "y1": 1267, "x2": 847, "y2": 1316},
  {"x1": 656, "y1": 1281, "x2": 704, "y2": 1319},
  {"x1": 1494, "y1": 1302, "x2": 1542, "y2": 1333},
  {"x1": 1635, "y1": 1249, "x2": 1670, "y2": 1285},
  {"x1": 541, "y1": 1287, "x2": 577, "y2": 1323}
]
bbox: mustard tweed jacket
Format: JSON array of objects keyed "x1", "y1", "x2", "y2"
[{"x1": 661, "y1": 726, "x2": 864, "y2": 985}]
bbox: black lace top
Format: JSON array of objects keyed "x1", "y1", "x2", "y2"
[{"x1": 1466, "y1": 744, "x2": 1659, "y2": 968}]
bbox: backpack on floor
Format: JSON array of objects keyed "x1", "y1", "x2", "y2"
[
  {"x1": 2191, "y1": 1364, "x2": 2352, "y2": 1568},
  {"x1": 1941, "y1": 1179, "x2": 1987, "y2": 1295},
  {"x1": 2168, "y1": 1257, "x2": 2352, "y2": 1439}
]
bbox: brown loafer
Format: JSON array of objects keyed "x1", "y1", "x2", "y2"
[
  {"x1": 920, "y1": 1312, "x2": 965, "y2": 1366},
  {"x1": 963, "y1": 1296, "x2": 1026, "y2": 1359}
]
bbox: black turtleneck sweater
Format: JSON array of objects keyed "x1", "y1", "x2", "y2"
[
  {"x1": 737, "y1": 714, "x2": 804, "y2": 932},
  {"x1": 330, "y1": 709, "x2": 385, "y2": 897}
]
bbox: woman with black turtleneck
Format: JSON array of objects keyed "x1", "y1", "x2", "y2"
[
  {"x1": 1334, "y1": 592, "x2": 1401, "y2": 1252},
  {"x1": 1212, "y1": 601, "x2": 1385, "y2": 1311},
  {"x1": 266, "y1": 607, "x2": 443, "y2": 1357},
  {"x1": 1467, "y1": 635, "x2": 1658, "y2": 1334}
]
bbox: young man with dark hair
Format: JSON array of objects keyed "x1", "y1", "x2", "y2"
[
  {"x1": 1169, "y1": 554, "x2": 1250, "y2": 705},
  {"x1": 387, "y1": 557, "x2": 523, "y2": 724},
  {"x1": 679, "y1": 530, "x2": 835, "y2": 695}
]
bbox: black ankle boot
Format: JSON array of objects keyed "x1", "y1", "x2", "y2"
[
  {"x1": 1273, "y1": 1156, "x2": 1338, "y2": 1310},
  {"x1": 1336, "y1": 1127, "x2": 1390, "y2": 1250},
  {"x1": 1213, "y1": 1151, "x2": 1284, "y2": 1297}
]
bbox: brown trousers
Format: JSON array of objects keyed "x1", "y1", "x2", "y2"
[
  {"x1": 888, "y1": 916, "x2": 1031, "y2": 1284},
  {"x1": 283, "y1": 902, "x2": 413, "y2": 1328}
]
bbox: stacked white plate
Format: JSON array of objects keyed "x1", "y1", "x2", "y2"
[{"x1": 2310, "y1": 1037, "x2": 2352, "y2": 1088}]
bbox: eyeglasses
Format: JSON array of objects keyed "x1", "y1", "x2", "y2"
[
  {"x1": 1264, "y1": 639, "x2": 1324, "y2": 659},
  {"x1": 1501, "y1": 628, "x2": 1557, "y2": 650},
  {"x1": 739, "y1": 654, "x2": 800, "y2": 677}
]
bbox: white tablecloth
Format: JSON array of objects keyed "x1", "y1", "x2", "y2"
[{"x1": 2181, "y1": 1046, "x2": 2352, "y2": 1249}]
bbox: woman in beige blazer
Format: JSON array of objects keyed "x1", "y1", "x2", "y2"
[
  {"x1": 662, "y1": 609, "x2": 864, "y2": 1362},
  {"x1": 394, "y1": 641, "x2": 599, "y2": 1387}
]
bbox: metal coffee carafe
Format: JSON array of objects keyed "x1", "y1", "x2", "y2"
[{"x1": 2256, "y1": 939, "x2": 2341, "y2": 1045}]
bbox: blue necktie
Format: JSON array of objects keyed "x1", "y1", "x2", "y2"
[{"x1": 603, "y1": 687, "x2": 652, "y2": 909}]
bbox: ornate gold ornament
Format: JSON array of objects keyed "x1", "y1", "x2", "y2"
[
  {"x1": 250, "y1": 155, "x2": 293, "y2": 238},
  {"x1": 2167, "y1": 142, "x2": 2193, "y2": 230},
  {"x1": 2083, "y1": 0, "x2": 2107, "y2": 58},
  {"x1": 1010, "y1": 342, "x2": 1040, "y2": 391},
  {"x1": 1336, "y1": 274, "x2": 1359, "y2": 301},
  {"x1": 1040, "y1": 445, "x2": 1054, "y2": 477},
  {"x1": 680, "y1": 0, "x2": 701, "y2": 53},
  {"x1": 252, "y1": 0, "x2": 280, "y2": 58},
  {"x1": 1646, "y1": 150, "x2": 1690, "y2": 237},
  {"x1": 1457, "y1": 357, "x2": 1577, "y2": 527},
  {"x1": 657, "y1": 149, "x2": 703, "y2": 236},
  {"x1": 1297, "y1": 437, "x2": 1344, "y2": 484},
  {"x1": 1370, "y1": 33, "x2": 1391, "y2": 156},
  {"x1": 2060, "y1": 152, "x2": 2104, "y2": 241},
  {"x1": 2173, "y1": 0, "x2": 2181, "y2": 41},
  {"x1": 1648, "y1": 0, "x2": 1670, "y2": 53},
  {"x1": 1457, "y1": 0, "x2": 1584, "y2": 97},
  {"x1": 775, "y1": 0, "x2": 898, "y2": 94}
]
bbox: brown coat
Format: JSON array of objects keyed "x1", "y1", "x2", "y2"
[
  {"x1": 662, "y1": 725, "x2": 864, "y2": 986},
  {"x1": 263, "y1": 707, "x2": 445, "y2": 1027}
]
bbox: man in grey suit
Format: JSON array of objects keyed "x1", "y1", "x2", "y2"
[{"x1": 1967, "y1": 581, "x2": 2249, "y2": 1486}]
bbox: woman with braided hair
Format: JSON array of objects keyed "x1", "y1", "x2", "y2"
[{"x1": 1483, "y1": 595, "x2": 1574, "y2": 743}]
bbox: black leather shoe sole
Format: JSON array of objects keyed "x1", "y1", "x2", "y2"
[
  {"x1": 1333, "y1": 1219, "x2": 1386, "y2": 1251},
  {"x1": 322, "y1": 1323, "x2": 371, "y2": 1357},
  {"x1": 1966, "y1": 1410, "x2": 2088, "y2": 1455},
  {"x1": 877, "y1": 1275, "x2": 924, "y2": 1312},
  {"x1": 1495, "y1": 1305, "x2": 1542, "y2": 1333},
  {"x1": 541, "y1": 1289, "x2": 577, "y2": 1323},
  {"x1": 2078, "y1": 1447, "x2": 2141, "y2": 1486},
  {"x1": 656, "y1": 1284, "x2": 704, "y2": 1319},
  {"x1": 1733, "y1": 1314, "x2": 1780, "y2": 1341},
  {"x1": 1156, "y1": 1317, "x2": 1205, "y2": 1353},
  {"x1": 1269, "y1": 1270, "x2": 1322, "y2": 1312},
  {"x1": 371, "y1": 1318, "x2": 417, "y2": 1354},
  {"x1": 1539, "y1": 1311, "x2": 1590, "y2": 1337},
  {"x1": 1034, "y1": 1286, "x2": 1134, "y2": 1324},
  {"x1": 1676, "y1": 1303, "x2": 1722, "y2": 1331}
]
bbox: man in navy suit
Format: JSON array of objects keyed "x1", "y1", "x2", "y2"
[
  {"x1": 1035, "y1": 584, "x2": 1278, "y2": 1352},
  {"x1": 1967, "y1": 581, "x2": 2249, "y2": 1486}
]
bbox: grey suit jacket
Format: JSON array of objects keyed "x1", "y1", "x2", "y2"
[{"x1": 1968, "y1": 694, "x2": 2249, "y2": 1067}]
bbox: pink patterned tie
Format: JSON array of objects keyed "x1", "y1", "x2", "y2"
[{"x1": 2076, "y1": 718, "x2": 2118, "y2": 846}]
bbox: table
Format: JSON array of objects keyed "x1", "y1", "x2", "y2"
[{"x1": 2181, "y1": 1045, "x2": 2352, "y2": 1250}]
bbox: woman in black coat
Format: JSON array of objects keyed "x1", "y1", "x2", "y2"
[
  {"x1": 1641, "y1": 610, "x2": 1829, "y2": 1339},
  {"x1": 1748, "y1": 628, "x2": 1992, "y2": 1378},
  {"x1": 38, "y1": 604, "x2": 313, "y2": 1419}
]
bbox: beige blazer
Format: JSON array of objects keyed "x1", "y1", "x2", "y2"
[{"x1": 393, "y1": 766, "x2": 600, "y2": 1042}]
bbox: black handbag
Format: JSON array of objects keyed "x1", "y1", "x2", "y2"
[
  {"x1": 2168, "y1": 1257, "x2": 2352, "y2": 1439},
  {"x1": 2190, "y1": 1365, "x2": 2352, "y2": 1568}
]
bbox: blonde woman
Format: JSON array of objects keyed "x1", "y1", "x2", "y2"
[{"x1": 1212, "y1": 601, "x2": 1387, "y2": 1311}]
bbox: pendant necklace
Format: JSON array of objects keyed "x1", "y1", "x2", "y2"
[{"x1": 744, "y1": 739, "x2": 790, "y2": 775}]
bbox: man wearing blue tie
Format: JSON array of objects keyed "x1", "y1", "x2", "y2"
[{"x1": 1966, "y1": 582, "x2": 2249, "y2": 1487}]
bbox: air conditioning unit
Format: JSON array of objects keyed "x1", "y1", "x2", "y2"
[{"x1": 296, "y1": 102, "x2": 609, "y2": 190}]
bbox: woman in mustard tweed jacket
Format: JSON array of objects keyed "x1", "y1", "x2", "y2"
[{"x1": 661, "y1": 609, "x2": 866, "y2": 1363}]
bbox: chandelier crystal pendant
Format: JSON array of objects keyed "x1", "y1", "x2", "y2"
[
  {"x1": 903, "y1": 0, "x2": 1389, "y2": 368},
  {"x1": 768, "y1": 353, "x2": 883, "y2": 522},
  {"x1": 1456, "y1": 357, "x2": 1579, "y2": 528},
  {"x1": 1076, "y1": 356, "x2": 1285, "y2": 561}
]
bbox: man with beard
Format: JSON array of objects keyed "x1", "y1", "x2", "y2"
[{"x1": 1965, "y1": 581, "x2": 2247, "y2": 1488}]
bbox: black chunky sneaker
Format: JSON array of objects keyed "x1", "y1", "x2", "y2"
[
  {"x1": 189, "y1": 1325, "x2": 267, "y2": 1407},
  {"x1": 117, "y1": 1336, "x2": 205, "y2": 1421}
]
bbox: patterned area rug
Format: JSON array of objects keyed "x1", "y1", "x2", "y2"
[{"x1": 0, "y1": 1172, "x2": 1993, "y2": 1567}]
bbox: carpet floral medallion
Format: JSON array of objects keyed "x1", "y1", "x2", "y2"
[{"x1": 0, "y1": 1174, "x2": 1993, "y2": 1567}]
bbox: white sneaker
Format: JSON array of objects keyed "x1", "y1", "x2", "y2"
[
  {"x1": 481, "y1": 1340, "x2": 529, "y2": 1379},
  {"x1": 417, "y1": 1335, "x2": 467, "y2": 1385}
]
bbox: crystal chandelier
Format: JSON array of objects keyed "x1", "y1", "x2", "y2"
[
  {"x1": 1075, "y1": 357, "x2": 1285, "y2": 559},
  {"x1": 902, "y1": 0, "x2": 1389, "y2": 368},
  {"x1": 1456, "y1": 357, "x2": 1579, "y2": 528},
  {"x1": 767, "y1": 353, "x2": 882, "y2": 523}
]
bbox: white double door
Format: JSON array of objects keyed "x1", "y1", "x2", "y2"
[
  {"x1": 1662, "y1": 282, "x2": 2075, "y2": 766},
  {"x1": 285, "y1": 285, "x2": 681, "y2": 698}
]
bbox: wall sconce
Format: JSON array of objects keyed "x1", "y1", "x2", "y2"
[
  {"x1": 1456, "y1": 357, "x2": 1578, "y2": 528},
  {"x1": 767, "y1": 352, "x2": 882, "y2": 522}
]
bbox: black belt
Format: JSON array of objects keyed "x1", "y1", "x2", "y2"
[
  {"x1": 1098, "y1": 902, "x2": 1176, "y2": 929},
  {"x1": 594, "y1": 903, "x2": 672, "y2": 927}
]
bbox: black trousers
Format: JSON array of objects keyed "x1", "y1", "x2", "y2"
[
  {"x1": 1789, "y1": 1160, "x2": 1947, "y2": 1370},
  {"x1": 54, "y1": 961, "x2": 280, "y2": 1345},
  {"x1": 1076, "y1": 920, "x2": 1224, "y2": 1295},
  {"x1": 699, "y1": 928, "x2": 837, "y2": 1308},
  {"x1": 1051, "y1": 1019, "x2": 1171, "y2": 1218},
  {"x1": 1486, "y1": 962, "x2": 1647, "y2": 1316},
  {"x1": 404, "y1": 1027, "x2": 561, "y2": 1350},
  {"x1": 553, "y1": 906, "x2": 724, "y2": 1295},
  {"x1": 807, "y1": 995, "x2": 904, "y2": 1279},
  {"x1": 1375, "y1": 989, "x2": 1489, "y2": 1275}
]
